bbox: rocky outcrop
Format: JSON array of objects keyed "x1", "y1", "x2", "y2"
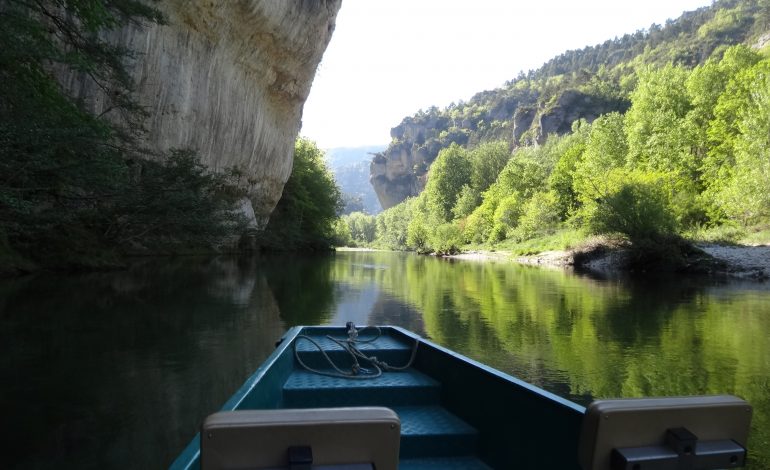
[
  {"x1": 370, "y1": 111, "x2": 470, "y2": 210},
  {"x1": 535, "y1": 90, "x2": 626, "y2": 143},
  {"x1": 65, "y1": 0, "x2": 342, "y2": 227},
  {"x1": 370, "y1": 140, "x2": 430, "y2": 210},
  {"x1": 512, "y1": 107, "x2": 536, "y2": 143},
  {"x1": 370, "y1": 89, "x2": 627, "y2": 209}
]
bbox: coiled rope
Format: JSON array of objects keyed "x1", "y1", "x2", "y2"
[{"x1": 293, "y1": 323, "x2": 419, "y2": 380}]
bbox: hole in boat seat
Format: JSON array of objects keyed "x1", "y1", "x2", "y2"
[{"x1": 200, "y1": 407, "x2": 400, "y2": 470}]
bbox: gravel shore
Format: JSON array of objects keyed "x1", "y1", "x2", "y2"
[
  {"x1": 698, "y1": 244, "x2": 770, "y2": 279},
  {"x1": 450, "y1": 244, "x2": 770, "y2": 280}
]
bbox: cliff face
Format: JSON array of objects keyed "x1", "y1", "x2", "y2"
[
  {"x1": 369, "y1": 0, "x2": 770, "y2": 211},
  {"x1": 65, "y1": 0, "x2": 342, "y2": 227},
  {"x1": 370, "y1": 89, "x2": 625, "y2": 210}
]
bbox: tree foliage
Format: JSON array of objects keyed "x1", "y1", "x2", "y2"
[
  {"x1": 260, "y1": 139, "x2": 342, "y2": 251},
  {"x1": 423, "y1": 144, "x2": 472, "y2": 222},
  {"x1": 715, "y1": 60, "x2": 770, "y2": 223},
  {"x1": 380, "y1": 0, "x2": 768, "y2": 191},
  {"x1": 584, "y1": 170, "x2": 678, "y2": 241},
  {"x1": 344, "y1": 211, "x2": 377, "y2": 245}
]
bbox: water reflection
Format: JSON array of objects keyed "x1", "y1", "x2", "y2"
[
  {"x1": 323, "y1": 251, "x2": 769, "y2": 468},
  {"x1": 0, "y1": 257, "x2": 292, "y2": 469},
  {"x1": 0, "y1": 252, "x2": 768, "y2": 469}
]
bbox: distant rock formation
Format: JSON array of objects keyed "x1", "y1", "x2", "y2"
[
  {"x1": 370, "y1": 89, "x2": 626, "y2": 210},
  {"x1": 64, "y1": 0, "x2": 342, "y2": 227}
]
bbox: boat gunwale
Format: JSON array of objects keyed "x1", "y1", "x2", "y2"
[{"x1": 387, "y1": 325, "x2": 586, "y2": 415}]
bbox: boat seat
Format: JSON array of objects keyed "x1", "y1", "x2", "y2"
[
  {"x1": 578, "y1": 395, "x2": 752, "y2": 470},
  {"x1": 200, "y1": 407, "x2": 400, "y2": 470}
]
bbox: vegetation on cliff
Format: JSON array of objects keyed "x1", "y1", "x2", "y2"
[
  {"x1": 2, "y1": 1, "x2": 342, "y2": 273},
  {"x1": 370, "y1": 0, "x2": 770, "y2": 212},
  {"x1": 337, "y1": 0, "x2": 770, "y2": 269}
]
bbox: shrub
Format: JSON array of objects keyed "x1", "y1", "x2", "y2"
[
  {"x1": 584, "y1": 170, "x2": 678, "y2": 242},
  {"x1": 407, "y1": 219, "x2": 430, "y2": 254},
  {"x1": 429, "y1": 223, "x2": 464, "y2": 255}
]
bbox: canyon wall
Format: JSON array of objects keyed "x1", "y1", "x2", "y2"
[
  {"x1": 65, "y1": 0, "x2": 342, "y2": 227},
  {"x1": 370, "y1": 89, "x2": 626, "y2": 210}
]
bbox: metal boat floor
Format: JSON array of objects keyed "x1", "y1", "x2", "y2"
[
  {"x1": 283, "y1": 369, "x2": 440, "y2": 407},
  {"x1": 283, "y1": 330, "x2": 491, "y2": 468}
]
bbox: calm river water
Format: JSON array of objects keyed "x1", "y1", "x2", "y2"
[{"x1": 1, "y1": 251, "x2": 768, "y2": 469}]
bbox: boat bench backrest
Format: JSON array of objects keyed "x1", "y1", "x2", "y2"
[
  {"x1": 200, "y1": 407, "x2": 400, "y2": 470},
  {"x1": 578, "y1": 395, "x2": 752, "y2": 470}
]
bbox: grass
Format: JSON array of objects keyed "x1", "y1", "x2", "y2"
[
  {"x1": 739, "y1": 226, "x2": 770, "y2": 245},
  {"x1": 685, "y1": 223, "x2": 770, "y2": 246},
  {"x1": 463, "y1": 228, "x2": 591, "y2": 256}
]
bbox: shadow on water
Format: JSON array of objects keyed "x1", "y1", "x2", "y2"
[
  {"x1": 0, "y1": 257, "x2": 291, "y2": 469},
  {"x1": 0, "y1": 252, "x2": 768, "y2": 468}
]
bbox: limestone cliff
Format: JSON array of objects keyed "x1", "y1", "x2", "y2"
[
  {"x1": 369, "y1": 0, "x2": 768, "y2": 211},
  {"x1": 370, "y1": 89, "x2": 625, "y2": 210},
  {"x1": 65, "y1": 0, "x2": 342, "y2": 227}
]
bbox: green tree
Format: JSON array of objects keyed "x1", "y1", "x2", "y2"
[
  {"x1": 424, "y1": 144, "x2": 472, "y2": 221},
  {"x1": 406, "y1": 219, "x2": 430, "y2": 253},
  {"x1": 704, "y1": 54, "x2": 767, "y2": 204},
  {"x1": 716, "y1": 60, "x2": 770, "y2": 224},
  {"x1": 468, "y1": 141, "x2": 511, "y2": 192},
  {"x1": 345, "y1": 211, "x2": 377, "y2": 245},
  {"x1": 260, "y1": 139, "x2": 342, "y2": 250},
  {"x1": 513, "y1": 191, "x2": 562, "y2": 241},
  {"x1": 104, "y1": 150, "x2": 248, "y2": 247},
  {"x1": 452, "y1": 184, "x2": 481, "y2": 220},
  {"x1": 625, "y1": 65, "x2": 695, "y2": 176},
  {"x1": 374, "y1": 197, "x2": 417, "y2": 250},
  {"x1": 463, "y1": 194, "x2": 497, "y2": 244},
  {"x1": 332, "y1": 218, "x2": 353, "y2": 247},
  {"x1": 572, "y1": 113, "x2": 628, "y2": 211},
  {"x1": 625, "y1": 67, "x2": 711, "y2": 227},
  {"x1": 686, "y1": 45, "x2": 761, "y2": 163},
  {"x1": 548, "y1": 121, "x2": 590, "y2": 218},
  {"x1": 490, "y1": 193, "x2": 523, "y2": 242},
  {"x1": 428, "y1": 223, "x2": 464, "y2": 255}
]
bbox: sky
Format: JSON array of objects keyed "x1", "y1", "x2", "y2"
[{"x1": 300, "y1": 0, "x2": 715, "y2": 149}]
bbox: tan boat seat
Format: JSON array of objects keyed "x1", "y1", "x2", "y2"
[
  {"x1": 578, "y1": 395, "x2": 752, "y2": 470},
  {"x1": 200, "y1": 407, "x2": 401, "y2": 470}
]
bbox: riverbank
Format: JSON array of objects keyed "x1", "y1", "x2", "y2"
[
  {"x1": 450, "y1": 241, "x2": 770, "y2": 280},
  {"x1": 698, "y1": 244, "x2": 770, "y2": 279}
]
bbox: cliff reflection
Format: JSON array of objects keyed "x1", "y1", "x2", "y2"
[{"x1": 0, "y1": 257, "x2": 288, "y2": 469}]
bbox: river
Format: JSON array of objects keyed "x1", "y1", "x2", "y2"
[{"x1": 1, "y1": 251, "x2": 768, "y2": 469}]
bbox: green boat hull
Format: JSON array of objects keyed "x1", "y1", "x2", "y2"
[{"x1": 169, "y1": 326, "x2": 586, "y2": 469}]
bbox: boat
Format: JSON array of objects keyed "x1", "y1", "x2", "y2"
[{"x1": 169, "y1": 324, "x2": 752, "y2": 470}]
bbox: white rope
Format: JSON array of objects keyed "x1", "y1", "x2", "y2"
[{"x1": 293, "y1": 325, "x2": 419, "y2": 380}]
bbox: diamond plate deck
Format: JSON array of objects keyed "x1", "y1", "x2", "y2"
[
  {"x1": 283, "y1": 329, "x2": 485, "y2": 465},
  {"x1": 283, "y1": 369, "x2": 440, "y2": 407}
]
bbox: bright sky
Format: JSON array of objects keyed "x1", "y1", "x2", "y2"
[{"x1": 301, "y1": 0, "x2": 714, "y2": 149}]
